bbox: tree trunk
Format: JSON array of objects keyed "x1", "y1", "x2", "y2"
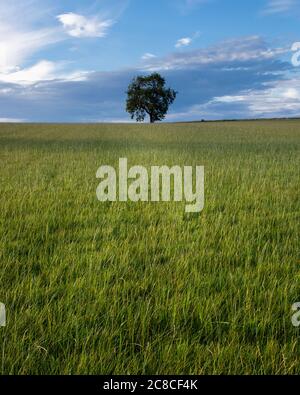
[{"x1": 149, "y1": 114, "x2": 155, "y2": 123}]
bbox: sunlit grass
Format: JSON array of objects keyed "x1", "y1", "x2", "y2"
[{"x1": 0, "y1": 120, "x2": 299, "y2": 374}]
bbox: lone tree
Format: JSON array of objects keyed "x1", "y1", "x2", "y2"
[{"x1": 126, "y1": 73, "x2": 177, "y2": 123}]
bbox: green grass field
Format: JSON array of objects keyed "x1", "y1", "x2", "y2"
[{"x1": 0, "y1": 120, "x2": 299, "y2": 374}]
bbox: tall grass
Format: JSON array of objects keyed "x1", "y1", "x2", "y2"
[{"x1": 0, "y1": 121, "x2": 299, "y2": 374}]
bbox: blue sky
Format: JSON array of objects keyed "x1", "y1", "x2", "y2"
[{"x1": 0, "y1": 0, "x2": 300, "y2": 122}]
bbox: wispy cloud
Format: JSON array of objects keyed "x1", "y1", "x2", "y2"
[
  {"x1": 175, "y1": 32, "x2": 200, "y2": 48},
  {"x1": 166, "y1": 77, "x2": 300, "y2": 121},
  {"x1": 0, "y1": 35, "x2": 292, "y2": 122},
  {"x1": 141, "y1": 53, "x2": 157, "y2": 61},
  {"x1": 0, "y1": 60, "x2": 88, "y2": 85},
  {"x1": 0, "y1": 1, "x2": 62, "y2": 73},
  {"x1": 210, "y1": 78, "x2": 300, "y2": 117},
  {"x1": 143, "y1": 36, "x2": 288, "y2": 71},
  {"x1": 0, "y1": 3, "x2": 88, "y2": 86},
  {"x1": 0, "y1": 1, "x2": 123, "y2": 84},
  {"x1": 175, "y1": 37, "x2": 192, "y2": 48},
  {"x1": 263, "y1": 0, "x2": 297, "y2": 14},
  {"x1": 0, "y1": 117, "x2": 25, "y2": 123},
  {"x1": 57, "y1": 13, "x2": 114, "y2": 38},
  {"x1": 0, "y1": 61, "x2": 58, "y2": 85}
]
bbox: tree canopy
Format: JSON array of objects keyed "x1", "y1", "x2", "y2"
[{"x1": 126, "y1": 73, "x2": 177, "y2": 123}]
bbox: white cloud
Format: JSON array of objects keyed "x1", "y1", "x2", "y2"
[
  {"x1": 213, "y1": 78, "x2": 300, "y2": 116},
  {"x1": 57, "y1": 13, "x2": 113, "y2": 38},
  {"x1": 0, "y1": 22, "x2": 61, "y2": 73},
  {"x1": 0, "y1": 2, "x2": 118, "y2": 81},
  {"x1": 175, "y1": 32, "x2": 200, "y2": 49},
  {"x1": 175, "y1": 37, "x2": 192, "y2": 48},
  {"x1": 0, "y1": 3, "x2": 110, "y2": 84},
  {"x1": 0, "y1": 118, "x2": 25, "y2": 123},
  {"x1": 0, "y1": 61, "x2": 89, "y2": 85},
  {"x1": 166, "y1": 78, "x2": 300, "y2": 121},
  {"x1": 143, "y1": 36, "x2": 288, "y2": 71},
  {"x1": 0, "y1": 61, "x2": 57, "y2": 85},
  {"x1": 283, "y1": 87, "x2": 299, "y2": 99},
  {"x1": 213, "y1": 95, "x2": 246, "y2": 103},
  {"x1": 141, "y1": 53, "x2": 157, "y2": 60},
  {"x1": 0, "y1": 88, "x2": 13, "y2": 94},
  {"x1": 263, "y1": 0, "x2": 297, "y2": 14}
]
